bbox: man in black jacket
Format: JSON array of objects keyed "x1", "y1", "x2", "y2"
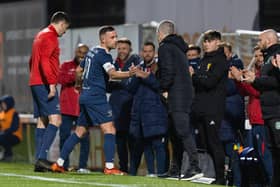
[
  {"x1": 156, "y1": 20, "x2": 202, "y2": 180},
  {"x1": 243, "y1": 29, "x2": 280, "y2": 187},
  {"x1": 189, "y1": 30, "x2": 227, "y2": 185}
]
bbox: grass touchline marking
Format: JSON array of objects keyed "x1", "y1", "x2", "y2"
[{"x1": 0, "y1": 172, "x2": 134, "y2": 187}]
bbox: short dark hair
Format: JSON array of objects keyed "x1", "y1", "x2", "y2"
[
  {"x1": 188, "y1": 44, "x2": 201, "y2": 54},
  {"x1": 117, "y1": 37, "x2": 132, "y2": 46},
  {"x1": 99, "y1": 26, "x2": 115, "y2": 39},
  {"x1": 143, "y1": 41, "x2": 155, "y2": 50},
  {"x1": 203, "y1": 30, "x2": 221, "y2": 42},
  {"x1": 51, "y1": 11, "x2": 70, "y2": 24}
]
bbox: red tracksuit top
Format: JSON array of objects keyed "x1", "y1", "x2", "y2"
[
  {"x1": 235, "y1": 68, "x2": 264, "y2": 125},
  {"x1": 29, "y1": 25, "x2": 60, "y2": 85},
  {"x1": 58, "y1": 60, "x2": 80, "y2": 116}
]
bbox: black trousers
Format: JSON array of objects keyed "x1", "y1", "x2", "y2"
[
  {"x1": 191, "y1": 113, "x2": 225, "y2": 182},
  {"x1": 169, "y1": 112, "x2": 199, "y2": 173},
  {"x1": 265, "y1": 118, "x2": 280, "y2": 187},
  {"x1": 116, "y1": 131, "x2": 134, "y2": 173}
]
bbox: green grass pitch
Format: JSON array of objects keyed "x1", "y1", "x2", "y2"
[{"x1": 0, "y1": 162, "x2": 224, "y2": 187}]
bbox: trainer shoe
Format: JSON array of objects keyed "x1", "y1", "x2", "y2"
[
  {"x1": 104, "y1": 167, "x2": 126, "y2": 175},
  {"x1": 34, "y1": 159, "x2": 53, "y2": 172},
  {"x1": 181, "y1": 168, "x2": 203, "y2": 181},
  {"x1": 77, "y1": 168, "x2": 91, "y2": 173},
  {"x1": 51, "y1": 163, "x2": 65, "y2": 173}
]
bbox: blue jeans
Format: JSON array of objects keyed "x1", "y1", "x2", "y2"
[
  {"x1": 246, "y1": 125, "x2": 273, "y2": 184},
  {"x1": 59, "y1": 114, "x2": 90, "y2": 169}
]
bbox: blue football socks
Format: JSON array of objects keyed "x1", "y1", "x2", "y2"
[
  {"x1": 60, "y1": 133, "x2": 81, "y2": 161},
  {"x1": 104, "y1": 134, "x2": 116, "y2": 163},
  {"x1": 35, "y1": 128, "x2": 46, "y2": 159},
  {"x1": 38, "y1": 124, "x2": 58, "y2": 160}
]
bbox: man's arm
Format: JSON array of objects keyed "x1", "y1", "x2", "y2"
[
  {"x1": 40, "y1": 37, "x2": 58, "y2": 84},
  {"x1": 192, "y1": 57, "x2": 227, "y2": 90},
  {"x1": 75, "y1": 65, "x2": 84, "y2": 91},
  {"x1": 158, "y1": 45, "x2": 175, "y2": 92},
  {"x1": 105, "y1": 62, "x2": 136, "y2": 79}
]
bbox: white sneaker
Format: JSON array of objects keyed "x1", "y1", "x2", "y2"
[
  {"x1": 77, "y1": 168, "x2": 91, "y2": 173},
  {"x1": 146, "y1": 174, "x2": 157, "y2": 177}
]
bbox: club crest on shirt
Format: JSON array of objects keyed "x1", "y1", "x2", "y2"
[{"x1": 207, "y1": 63, "x2": 212, "y2": 71}]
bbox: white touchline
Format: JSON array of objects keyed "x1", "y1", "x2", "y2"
[{"x1": 0, "y1": 172, "x2": 135, "y2": 187}]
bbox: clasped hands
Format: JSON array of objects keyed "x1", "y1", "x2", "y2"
[{"x1": 128, "y1": 64, "x2": 150, "y2": 78}]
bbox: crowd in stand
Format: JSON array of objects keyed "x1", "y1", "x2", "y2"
[{"x1": 25, "y1": 11, "x2": 280, "y2": 187}]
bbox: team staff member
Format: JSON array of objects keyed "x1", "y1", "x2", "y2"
[
  {"x1": 108, "y1": 38, "x2": 140, "y2": 173},
  {"x1": 189, "y1": 30, "x2": 228, "y2": 185},
  {"x1": 157, "y1": 20, "x2": 202, "y2": 180},
  {"x1": 243, "y1": 29, "x2": 280, "y2": 187},
  {"x1": 58, "y1": 44, "x2": 90, "y2": 172},
  {"x1": 29, "y1": 11, "x2": 70, "y2": 172}
]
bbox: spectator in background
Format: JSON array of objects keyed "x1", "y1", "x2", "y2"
[
  {"x1": 29, "y1": 11, "x2": 70, "y2": 172},
  {"x1": 242, "y1": 29, "x2": 280, "y2": 187},
  {"x1": 219, "y1": 42, "x2": 245, "y2": 186},
  {"x1": 0, "y1": 95, "x2": 22, "y2": 161},
  {"x1": 231, "y1": 46, "x2": 273, "y2": 186},
  {"x1": 157, "y1": 20, "x2": 202, "y2": 180},
  {"x1": 187, "y1": 44, "x2": 201, "y2": 71},
  {"x1": 189, "y1": 30, "x2": 227, "y2": 185},
  {"x1": 128, "y1": 42, "x2": 168, "y2": 176},
  {"x1": 58, "y1": 43, "x2": 90, "y2": 173},
  {"x1": 108, "y1": 37, "x2": 141, "y2": 173}
]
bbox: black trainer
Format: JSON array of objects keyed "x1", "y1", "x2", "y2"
[
  {"x1": 34, "y1": 159, "x2": 53, "y2": 172},
  {"x1": 181, "y1": 168, "x2": 203, "y2": 181}
]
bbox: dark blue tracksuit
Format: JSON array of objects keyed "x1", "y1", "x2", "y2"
[
  {"x1": 108, "y1": 54, "x2": 140, "y2": 173},
  {"x1": 127, "y1": 61, "x2": 168, "y2": 175}
]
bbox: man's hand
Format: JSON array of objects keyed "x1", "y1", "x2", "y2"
[
  {"x1": 229, "y1": 66, "x2": 243, "y2": 81},
  {"x1": 128, "y1": 63, "x2": 137, "y2": 77},
  {"x1": 48, "y1": 84, "x2": 56, "y2": 99},
  {"x1": 135, "y1": 68, "x2": 150, "y2": 78},
  {"x1": 242, "y1": 70, "x2": 256, "y2": 83},
  {"x1": 162, "y1": 92, "x2": 168, "y2": 99},
  {"x1": 272, "y1": 54, "x2": 280, "y2": 69},
  {"x1": 189, "y1": 66, "x2": 194, "y2": 77}
]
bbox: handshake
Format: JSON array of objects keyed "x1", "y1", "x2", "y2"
[{"x1": 128, "y1": 64, "x2": 151, "y2": 78}]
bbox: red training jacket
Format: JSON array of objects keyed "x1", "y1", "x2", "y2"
[
  {"x1": 235, "y1": 68, "x2": 264, "y2": 125},
  {"x1": 29, "y1": 25, "x2": 60, "y2": 85},
  {"x1": 58, "y1": 60, "x2": 80, "y2": 116}
]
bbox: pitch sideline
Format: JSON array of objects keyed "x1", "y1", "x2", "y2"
[{"x1": 0, "y1": 172, "x2": 134, "y2": 187}]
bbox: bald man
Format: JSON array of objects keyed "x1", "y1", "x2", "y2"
[
  {"x1": 243, "y1": 29, "x2": 280, "y2": 187},
  {"x1": 58, "y1": 44, "x2": 90, "y2": 172}
]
